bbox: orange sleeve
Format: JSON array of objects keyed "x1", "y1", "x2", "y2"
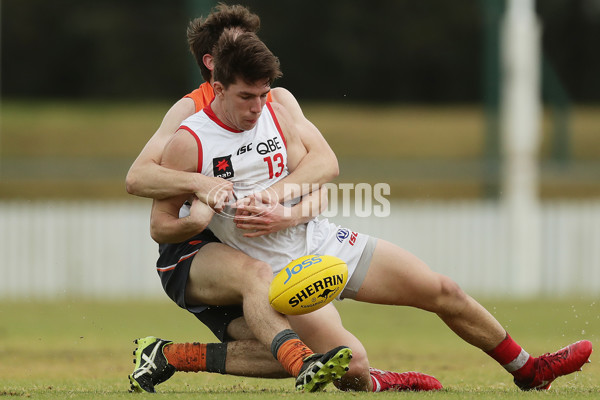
[{"x1": 183, "y1": 82, "x2": 215, "y2": 113}]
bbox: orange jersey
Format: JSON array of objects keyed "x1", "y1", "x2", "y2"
[{"x1": 184, "y1": 82, "x2": 274, "y2": 113}]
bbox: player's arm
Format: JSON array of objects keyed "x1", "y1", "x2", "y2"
[
  {"x1": 151, "y1": 196, "x2": 214, "y2": 243},
  {"x1": 268, "y1": 87, "x2": 339, "y2": 201},
  {"x1": 125, "y1": 98, "x2": 228, "y2": 202},
  {"x1": 149, "y1": 131, "x2": 214, "y2": 243},
  {"x1": 234, "y1": 186, "x2": 328, "y2": 237},
  {"x1": 234, "y1": 99, "x2": 332, "y2": 236}
]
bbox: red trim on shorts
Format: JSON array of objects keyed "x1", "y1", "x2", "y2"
[
  {"x1": 157, "y1": 249, "x2": 200, "y2": 272},
  {"x1": 179, "y1": 125, "x2": 203, "y2": 173}
]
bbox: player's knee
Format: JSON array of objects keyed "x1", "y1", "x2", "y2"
[
  {"x1": 434, "y1": 275, "x2": 467, "y2": 313},
  {"x1": 338, "y1": 348, "x2": 370, "y2": 391},
  {"x1": 242, "y1": 259, "x2": 273, "y2": 287},
  {"x1": 348, "y1": 346, "x2": 369, "y2": 374}
]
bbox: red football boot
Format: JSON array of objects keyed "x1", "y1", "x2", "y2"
[
  {"x1": 515, "y1": 340, "x2": 592, "y2": 390},
  {"x1": 369, "y1": 367, "x2": 443, "y2": 391}
]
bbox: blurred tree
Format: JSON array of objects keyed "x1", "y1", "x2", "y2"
[
  {"x1": 1, "y1": 0, "x2": 190, "y2": 99},
  {"x1": 537, "y1": 0, "x2": 600, "y2": 102},
  {"x1": 241, "y1": 0, "x2": 482, "y2": 102},
  {"x1": 1, "y1": 0, "x2": 598, "y2": 102}
]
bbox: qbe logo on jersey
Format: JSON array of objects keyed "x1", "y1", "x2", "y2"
[
  {"x1": 336, "y1": 228, "x2": 358, "y2": 246},
  {"x1": 213, "y1": 155, "x2": 234, "y2": 179}
]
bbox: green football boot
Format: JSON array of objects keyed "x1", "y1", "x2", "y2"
[
  {"x1": 295, "y1": 346, "x2": 352, "y2": 392},
  {"x1": 128, "y1": 336, "x2": 176, "y2": 393}
]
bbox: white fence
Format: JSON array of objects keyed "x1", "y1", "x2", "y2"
[
  {"x1": 1, "y1": 199, "x2": 599, "y2": 299},
  {"x1": 0, "y1": 200, "x2": 163, "y2": 300}
]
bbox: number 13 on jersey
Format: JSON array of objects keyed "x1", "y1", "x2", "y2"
[{"x1": 263, "y1": 153, "x2": 284, "y2": 179}]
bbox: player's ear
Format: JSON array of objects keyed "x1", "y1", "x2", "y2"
[
  {"x1": 203, "y1": 54, "x2": 214, "y2": 72},
  {"x1": 213, "y1": 81, "x2": 224, "y2": 97}
]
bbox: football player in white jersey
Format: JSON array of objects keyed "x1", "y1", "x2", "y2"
[
  {"x1": 151, "y1": 29, "x2": 592, "y2": 393},
  {"x1": 128, "y1": 4, "x2": 442, "y2": 394}
]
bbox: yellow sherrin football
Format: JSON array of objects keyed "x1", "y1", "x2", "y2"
[{"x1": 269, "y1": 255, "x2": 348, "y2": 315}]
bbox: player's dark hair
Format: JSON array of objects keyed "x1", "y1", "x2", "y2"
[
  {"x1": 187, "y1": 3, "x2": 261, "y2": 82},
  {"x1": 213, "y1": 30, "x2": 282, "y2": 89}
]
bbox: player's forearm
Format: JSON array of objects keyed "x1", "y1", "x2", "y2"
[
  {"x1": 291, "y1": 187, "x2": 328, "y2": 224},
  {"x1": 126, "y1": 163, "x2": 203, "y2": 200},
  {"x1": 271, "y1": 151, "x2": 339, "y2": 202},
  {"x1": 150, "y1": 211, "x2": 208, "y2": 244}
]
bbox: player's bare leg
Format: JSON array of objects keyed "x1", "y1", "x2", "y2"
[
  {"x1": 128, "y1": 335, "x2": 291, "y2": 393},
  {"x1": 185, "y1": 243, "x2": 351, "y2": 392},
  {"x1": 219, "y1": 339, "x2": 289, "y2": 377},
  {"x1": 130, "y1": 244, "x2": 351, "y2": 392},
  {"x1": 223, "y1": 317, "x2": 289, "y2": 377},
  {"x1": 289, "y1": 304, "x2": 372, "y2": 391},
  {"x1": 185, "y1": 243, "x2": 293, "y2": 348},
  {"x1": 355, "y1": 239, "x2": 592, "y2": 389},
  {"x1": 356, "y1": 240, "x2": 505, "y2": 348},
  {"x1": 288, "y1": 303, "x2": 442, "y2": 392}
]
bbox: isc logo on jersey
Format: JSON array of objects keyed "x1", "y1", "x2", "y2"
[{"x1": 269, "y1": 255, "x2": 348, "y2": 315}]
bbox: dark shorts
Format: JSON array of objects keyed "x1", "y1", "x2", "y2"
[{"x1": 156, "y1": 230, "x2": 244, "y2": 342}]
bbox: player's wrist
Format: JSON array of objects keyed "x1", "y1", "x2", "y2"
[
  {"x1": 178, "y1": 217, "x2": 203, "y2": 238},
  {"x1": 191, "y1": 174, "x2": 216, "y2": 203}
]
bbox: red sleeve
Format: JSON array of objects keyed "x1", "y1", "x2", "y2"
[{"x1": 178, "y1": 125, "x2": 203, "y2": 173}]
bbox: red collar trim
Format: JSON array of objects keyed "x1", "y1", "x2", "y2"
[{"x1": 202, "y1": 102, "x2": 244, "y2": 133}]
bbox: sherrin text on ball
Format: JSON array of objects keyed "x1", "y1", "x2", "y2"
[{"x1": 269, "y1": 255, "x2": 348, "y2": 315}]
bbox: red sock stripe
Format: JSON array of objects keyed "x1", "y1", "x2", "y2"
[{"x1": 487, "y1": 333, "x2": 523, "y2": 366}]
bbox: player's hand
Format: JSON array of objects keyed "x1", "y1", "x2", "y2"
[
  {"x1": 234, "y1": 194, "x2": 295, "y2": 237},
  {"x1": 195, "y1": 177, "x2": 235, "y2": 213}
]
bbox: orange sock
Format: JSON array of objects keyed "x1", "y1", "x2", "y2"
[
  {"x1": 276, "y1": 339, "x2": 314, "y2": 377},
  {"x1": 163, "y1": 342, "x2": 207, "y2": 372}
]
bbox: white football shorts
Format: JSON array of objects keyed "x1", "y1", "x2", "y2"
[{"x1": 306, "y1": 218, "x2": 377, "y2": 299}]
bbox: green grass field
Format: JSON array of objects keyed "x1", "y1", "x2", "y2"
[{"x1": 1, "y1": 298, "x2": 598, "y2": 399}]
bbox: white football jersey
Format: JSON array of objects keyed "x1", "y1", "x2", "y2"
[
  {"x1": 179, "y1": 103, "x2": 310, "y2": 272},
  {"x1": 179, "y1": 103, "x2": 371, "y2": 278}
]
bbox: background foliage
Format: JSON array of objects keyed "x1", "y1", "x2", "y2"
[{"x1": 3, "y1": 0, "x2": 600, "y2": 102}]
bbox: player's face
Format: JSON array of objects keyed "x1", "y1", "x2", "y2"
[{"x1": 220, "y1": 79, "x2": 270, "y2": 131}]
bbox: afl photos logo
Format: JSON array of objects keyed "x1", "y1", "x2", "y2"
[{"x1": 213, "y1": 155, "x2": 234, "y2": 179}]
